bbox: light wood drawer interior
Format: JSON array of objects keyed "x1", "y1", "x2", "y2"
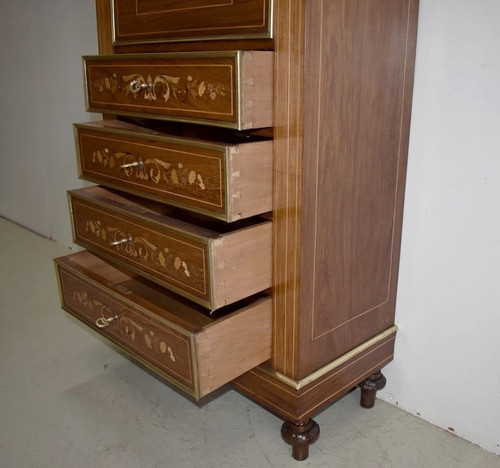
[
  {"x1": 84, "y1": 51, "x2": 273, "y2": 130},
  {"x1": 112, "y1": 0, "x2": 273, "y2": 45},
  {"x1": 69, "y1": 186, "x2": 272, "y2": 310},
  {"x1": 74, "y1": 120, "x2": 272, "y2": 222},
  {"x1": 55, "y1": 251, "x2": 272, "y2": 399}
]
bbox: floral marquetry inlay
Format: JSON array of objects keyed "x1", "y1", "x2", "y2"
[
  {"x1": 91, "y1": 147, "x2": 207, "y2": 192},
  {"x1": 83, "y1": 217, "x2": 205, "y2": 291},
  {"x1": 94, "y1": 72, "x2": 226, "y2": 103},
  {"x1": 72, "y1": 290, "x2": 177, "y2": 362}
]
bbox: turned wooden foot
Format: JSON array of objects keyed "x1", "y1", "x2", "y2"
[
  {"x1": 281, "y1": 418, "x2": 320, "y2": 461},
  {"x1": 359, "y1": 370, "x2": 387, "y2": 409}
]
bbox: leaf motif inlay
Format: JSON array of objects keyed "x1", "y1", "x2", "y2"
[
  {"x1": 90, "y1": 149, "x2": 207, "y2": 192},
  {"x1": 82, "y1": 220, "x2": 200, "y2": 287},
  {"x1": 71, "y1": 290, "x2": 177, "y2": 362},
  {"x1": 94, "y1": 72, "x2": 226, "y2": 103}
]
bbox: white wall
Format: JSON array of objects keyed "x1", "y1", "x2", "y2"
[
  {"x1": 379, "y1": 0, "x2": 500, "y2": 456},
  {"x1": 1, "y1": 0, "x2": 499, "y2": 457},
  {"x1": 0, "y1": 0, "x2": 98, "y2": 247}
]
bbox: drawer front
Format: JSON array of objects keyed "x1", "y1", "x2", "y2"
[
  {"x1": 75, "y1": 122, "x2": 273, "y2": 222},
  {"x1": 58, "y1": 266, "x2": 196, "y2": 393},
  {"x1": 112, "y1": 0, "x2": 273, "y2": 45},
  {"x1": 84, "y1": 52, "x2": 273, "y2": 129},
  {"x1": 76, "y1": 125, "x2": 228, "y2": 217},
  {"x1": 71, "y1": 197, "x2": 211, "y2": 305}
]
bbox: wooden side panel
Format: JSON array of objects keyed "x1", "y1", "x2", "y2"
[
  {"x1": 212, "y1": 222, "x2": 272, "y2": 308},
  {"x1": 196, "y1": 297, "x2": 272, "y2": 397},
  {"x1": 271, "y1": 0, "x2": 306, "y2": 377},
  {"x1": 112, "y1": 0, "x2": 272, "y2": 44},
  {"x1": 229, "y1": 140, "x2": 273, "y2": 221},
  {"x1": 296, "y1": 0, "x2": 419, "y2": 377}
]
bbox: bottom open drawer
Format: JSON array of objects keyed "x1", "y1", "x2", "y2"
[{"x1": 55, "y1": 251, "x2": 271, "y2": 400}]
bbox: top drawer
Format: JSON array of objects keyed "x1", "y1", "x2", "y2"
[
  {"x1": 112, "y1": 0, "x2": 273, "y2": 45},
  {"x1": 84, "y1": 51, "x2": 273, "y2": 130}
]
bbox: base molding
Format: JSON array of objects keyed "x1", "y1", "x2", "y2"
[
  {"x1": 233, "y1": 328, "x2": 396, "y2": 422},
  {"x1": 266, "y1": 326, "x2": 397, "y2": 390}
]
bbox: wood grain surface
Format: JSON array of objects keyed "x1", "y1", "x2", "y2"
[
  {"x1": 84, "y1": 52, "x2": 273, "y2": 129},
  {"x1": 113, "y1": 0, "x2": 272, "y2": 44}
]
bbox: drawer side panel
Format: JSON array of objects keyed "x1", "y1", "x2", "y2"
[{"x1": 196, "y1": 297, "x2": 272, "y2": 397}]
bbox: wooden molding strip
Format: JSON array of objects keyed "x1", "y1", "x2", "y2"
[{"x1": 265, "y1": 326, "x2": 398, "y2": 390}]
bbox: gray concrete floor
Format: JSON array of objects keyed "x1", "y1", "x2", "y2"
[{"x1": 1, "y1": 216, "x2": 499, "y2": 468}]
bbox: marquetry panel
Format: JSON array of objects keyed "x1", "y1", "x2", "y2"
[
  {"x1": 84, "y1": 51, "x2": 273, "y2": 129},
  {"x1": 112, "y1": 0, "x2": 273, "y2": 44}
]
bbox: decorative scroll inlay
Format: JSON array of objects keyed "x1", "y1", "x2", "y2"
[
  {"x1": 94, "y1": 72, "x2": 226, "y2": 103},
  {"x1": 91, "y1": 148, "x2": 207, "y2": 191},
  {"x1": 72, "y1": 290, "x2": 177, "y2": 362},
  {"x1": 84, "y1": 218, "x2": 202, "y2": 287}
]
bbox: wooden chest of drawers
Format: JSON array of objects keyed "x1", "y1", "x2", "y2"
[{"x1": 55, "y1": 0, "x2": 419, "y2": 460}]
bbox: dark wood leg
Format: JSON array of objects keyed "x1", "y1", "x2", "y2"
[
  {"x1": 281, "y1": 418, "x2": 320, "y2": 461},
  {"x1": 359, "y1": 370, "x2": 387, "y2": 409}
]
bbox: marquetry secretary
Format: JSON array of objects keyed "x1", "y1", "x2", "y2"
[{"x1": 55, "y1": 0, "x2": 419, "y2": 460}]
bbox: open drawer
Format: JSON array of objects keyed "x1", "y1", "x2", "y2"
[
  {"x1": 83, "y1": 51, "x2": 273, "y2": 130},
  {"x1": 69, "y1": 186, "x2": 272, "y2": 310},
  {"x1": 55, "y1": 251, "x2": 272, "y2": 400},
  {"x1": 74, "y1": 120, "x2": 273, "y2": 222}
]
